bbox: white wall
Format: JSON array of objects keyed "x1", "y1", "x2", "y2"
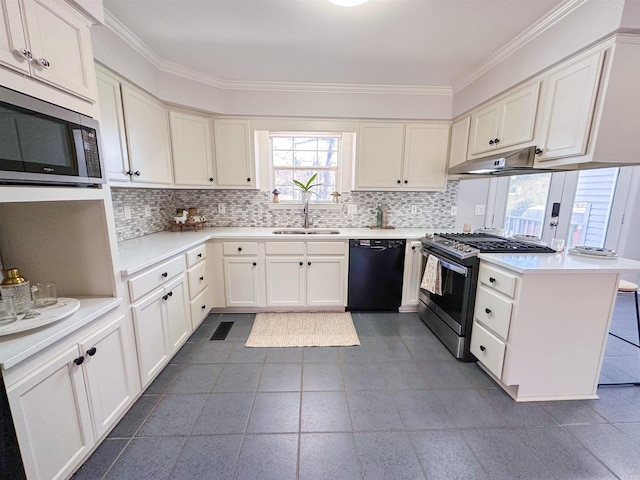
[{"x1": 454, "y1": 178, "x2": 491, "y2": 232}]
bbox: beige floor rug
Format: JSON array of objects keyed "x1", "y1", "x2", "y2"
[{"x1": 245, "y1": 312, "x2": 360, "y2": 348}]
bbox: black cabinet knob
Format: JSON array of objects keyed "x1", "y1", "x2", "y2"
[
  {"x1": 162, "y1": 294, "x2": 168, "y2": 301},
  {"x1": 247, "y1": 178, "x2": 251, "y2": 182},
  {"x1": 411, "y1": 246, "x2": 416, "y2": 250},
  {"x1": 489, "y1": 139, "x2": 494, "y2": 145},
  {"x1": 307, "y1": 261, "x2": 311, "y2": 266},
  {"x1": 489, "y1": 277, "x2": 496, "y2": 283},
  {"x1": 252, "y1": 262, "x2": 257, "y2": 266},
  {"x1": 485, "y1": 308, "x2": 492, "y2": 314},
  {"x1": 494, "y1": 138, "x2": 500, "y2": 144},
  {"x1": 134, "y1": 171, "x2": 141, "y2": 176},
  {"x1": 397, "y1": 180, "x2": 401, "y2": 184},
  {"x1": 86, "y1": 347, "x2": 97, "y2": 356},
  {"x1": 199, "y1": 276, "x2": 204, "y2": 281},
  {"x1": 167, "y1": 291, "x2": 173, "y2": 297},
  {"x1": 197, "y1": 253, "x2": 202, "y2": 258},
  {"x1": 535, "y1": 148, "x2": 543, "y2": 155},
  {"x1": 299, "y1": 261, "x2": 303, "y2": 266},
  {"x1": 161, "y1": 272, "x2": 168, "y2": 278},
  {"x1": 126, "y1": 170, "x2": 133, "y2": 176},
  {"x1": 238, "y1": 247, "x2": 242, "y2": 252},
  {"x1": 74, "y1": 356, "x2": 85, "y2": 366},
  {"x1": 209, "y1": 177, "x2": 214, "y2": 182},
  {"x1": 404, "y1": 180, "x2": 408, "y2": 184},
  {"x1": 201, "y1": 304, "x2": 206, "y2": 309},
  {"x1": 480, "y1": 345, "x2": 486, "y2": 352}
]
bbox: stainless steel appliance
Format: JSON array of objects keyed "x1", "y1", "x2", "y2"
[
  {"x1": 348, "y1": 239, "x2": 406, "y2": 311},
  {"x1": 418, "y1": 232, "x2": 554, "y2": 360},
  {"x1": 0, "y1": 85, "x2": 103, "y2": 186}
]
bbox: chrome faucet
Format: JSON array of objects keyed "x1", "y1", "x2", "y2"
[{"x1": 303, "y1": 199, "x2": 310, "y2": 229}]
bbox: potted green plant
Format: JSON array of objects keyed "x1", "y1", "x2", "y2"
[{"x1": 293, "y1": 173, "x2": 321, "y2": 203}]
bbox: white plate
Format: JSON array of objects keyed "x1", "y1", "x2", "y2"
[
  {"x1": 573, "y1": 245, "x2": 617, "y2": 256},
  {"x1": 568, "y1": 249, "x2": 619, "y2": 260},
  {"x1": 0, "y1": 298, "x2": 80, "y2": 336},
  {"x1": 513, "y1": 234, "x2": 546, "y2": 245}
]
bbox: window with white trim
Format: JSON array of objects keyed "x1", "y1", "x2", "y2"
[{"x1": 270, "y1": 133, "x2": 341, "y2": 202}]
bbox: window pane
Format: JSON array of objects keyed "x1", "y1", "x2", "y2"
[
  {"x1": 294, "y1": 137, "x2": 317, "y2": 151},
  {"x1": 273, "y1": 149, "x2": 293, "y2": 166},
  {"x1": 317, "y1": 137, "x2": 338, "y2": 152},
  {"x1": 503, "y1": 173, "x2": 552, "y2": 237},
  {"x1": 568, "y1": 167, "x2": 619, "y2": 248},
  {"x1": 295, "y1": 151, "x2": 318, "y2": 167},
  {"x1": 272, "y1": 137, "x2": 293, "y2": 150}
]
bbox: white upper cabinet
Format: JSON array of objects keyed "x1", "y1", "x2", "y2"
[
  {"x1": 170, "y1": 110, "x2": 216, "y2": 187},
  {"x1": 95, "y1": 66, "x2": 131, "y2": 183},
  {"x1": 356, "y1": 122, "x2": 405, "y2": 190},
  {"x1": 535, "y1": 50, "x2": 604, "y2": 162},
  {"x1": 213, "y1": 119, "x2": 255, "y2": 188},
  {"x1": 468, "y1": 82, "x2": 540, "y2": 157},
  {"x1": 356, "y1": 122, "x2": 449, "y2": 191},
  {"x1": 448, "y1": 116, "x2": 471, "y2": 173},
  {"x1": 121, "y1": 85, "x2": 174, "y2": 185},
  {"x1": 0, "y1": 0, "x2": 96, "y2": 101}
]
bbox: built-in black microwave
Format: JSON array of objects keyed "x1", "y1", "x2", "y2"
[{"x1": 0, "y1": 85, "x2": 104, "y2": 186}]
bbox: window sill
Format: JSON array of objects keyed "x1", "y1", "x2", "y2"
[{"x1": 268, "y1": 203, "x2": 343, "y2": 210}]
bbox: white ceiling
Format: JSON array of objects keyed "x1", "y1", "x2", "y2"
[{"x1": 102, "y1": 0, "x2": 568, "y2": 89}]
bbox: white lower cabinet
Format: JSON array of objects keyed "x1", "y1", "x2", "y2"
[
  {"x1": 6, "y1": 313, "x2": 138, "y2": 480},
  {"x1": 132, "y1": 274, "x2": 190, "y2": 387},
  {"x1": 223, "y1": 257, "x2": 261, "y2": 307},
  {"x1": 400, "y1": 241, "x2": 423, "y2": 310}
]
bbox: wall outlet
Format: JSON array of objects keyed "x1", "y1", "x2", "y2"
[
  {"x1": 474, "y1": 204, "x2": 486, "y2": 216},
  {"x1": 347, "y1": 204, "x2": 357, "y2": 215},
  {"x1": 410, "y1": 205, "x2": 418, "y2": 215},
  {"x1": 124, "y1": 206, "x2": 132, "y2": 220},
  {"x1": 450, "y1": 206, "x2": 457, "y2": 216},
  {"x1": 218, "y1": 203, "x2": 226, "y2": 214},
  {"x1": 144, "y1": 205, "x2": 151, "y2": 217}
]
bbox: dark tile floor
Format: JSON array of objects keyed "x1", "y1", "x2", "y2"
[{"x1": 73, "y1": 294, "x2": 640, "y2": 480}]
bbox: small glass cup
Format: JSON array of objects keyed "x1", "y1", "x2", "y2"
[
  {"x1": 0, "y1": 298, "x2": 18, "y2": 326},
  {"x1": 551, "y1": 238, "x2": 565, "y2": 252},
  {"x1": 31, "y1": 282, "x2": 57, "y2": 308},
  {"x1": 463, "y1": 223, "x2": 472, "y2": 233}
]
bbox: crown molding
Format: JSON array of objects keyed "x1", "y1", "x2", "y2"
[
  {"x1": 103, "y1": 9, "x2": 450, "y2": 96},
  {"x1": 453, "y1": 0, "x2": 589, "y2": 93}
]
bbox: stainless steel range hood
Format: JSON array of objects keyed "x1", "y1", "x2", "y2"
[{"x1": 448, "y1": 146, "x2": 567, "y2": 176}]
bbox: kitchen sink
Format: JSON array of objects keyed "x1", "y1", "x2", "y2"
[{"x1": 271, "y1": 229, "x2": 340, "y2": 235}]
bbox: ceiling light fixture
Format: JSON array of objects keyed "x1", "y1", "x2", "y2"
[{"x1": 327, "y1": 0, "x2": 369, "y2": 6}]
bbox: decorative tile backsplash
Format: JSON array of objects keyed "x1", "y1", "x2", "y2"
[{"x1": 111, "y1": 183, "x2": 459, "y2": 242}]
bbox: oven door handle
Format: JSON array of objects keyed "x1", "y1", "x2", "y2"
[{"x1": 421, "y1": 250, "x2": 468, "y2": 277}]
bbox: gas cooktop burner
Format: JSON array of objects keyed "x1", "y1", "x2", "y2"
[{"x1": 422, "y1": 232, "x2": 555, "y2": 258}]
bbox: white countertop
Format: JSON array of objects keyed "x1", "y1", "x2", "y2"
[
  {"x1": 118, "y1": 226, "x2": 433, "y2": 276},
  {"x1": 479, "y1": 250, "x2": 640, "y2": 274},
  {"x1": 0, "y1": 297, "x2": 122, "y2": 370}
]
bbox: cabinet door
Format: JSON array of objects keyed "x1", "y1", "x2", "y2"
[
  {"x1": 21, "y1": 0, "x2": 95, "y2": 100},
  {"x1": 401, "y1": 241, "x2": 423, "y2": 307},
  {"x1": 223, "y1": 257, "x2": 261, "y2": 307},
  {"x1": 132, "y1": 290, "x2": 169, "y2": 387},
  {"x1": 0, "y1": 0, "x2": 30, "y2": 74},
  {"x1": 80, "y1": 315, "x2": 138, "y2": 439},
  {"x1": 164, "y1": 274, "x2": 191, "y2": 353},
  {"x1": 96, "y1": 67, "x2": 131, "y2": 182},
  {"x1": 448, "y1": 116, "x2": 470, "y2": 170},
  {"x1": 355, "y1": 122, "x2": 404, "y2": 190},
  {"x1": 7, "y1": 346, "x2": 94, "y2": 480},
  {"x1": 497, "y1": 82, "x2": 540, "y2": 150},
  {"x1": 306, "y1": 256, "x2": 346, "y2": 307},
  {"x1": 536, "y1": 51, "x2": 603, "y2": 161},
  {"x1": 170, "y1": 110, "x2": 215, "y2": 186},
  {"x1": 468, "y1": 103, "x2": 500, "y2": 156},
  {"x1": 265, "y1": 256, "x2": 305, "y2": 307},
  {"x1": 213, "y1": 119, "x2": 254, "y2": 188},
  {"x1": 121, "y1": 85, "x2": 173, "y2": 185},
  {"x1": 403, "y1": 123, "x2": 450, "y2": 190}
]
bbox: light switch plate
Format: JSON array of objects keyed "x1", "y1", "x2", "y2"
[
  {"x1": 218, "y1": 203, "x2": 226, "y2": 214},
  {"x1": 450, "y1": 206, "x2": 457, "y2": 216},
  {"x1": 410, "y1": 205, "x2": 418, "y2": 215},
  {"x1": 144, "y1": 205, "x2": 151, "y2": 217},
  {"x1": 474, "y1": 204, "x2": 486, "y2": 216}
]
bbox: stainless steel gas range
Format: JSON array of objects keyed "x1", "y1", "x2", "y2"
[{"x1": 418, "y1": 232, "x2": 555, "y2": 361}]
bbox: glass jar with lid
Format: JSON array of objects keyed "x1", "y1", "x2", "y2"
[{"x1": 1, "y1": 268, "x2": 31, "y2": 314}]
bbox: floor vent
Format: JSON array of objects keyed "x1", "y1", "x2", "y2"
[{"x1": 210, "y1": 322, "x2": 234, "y2": 341}]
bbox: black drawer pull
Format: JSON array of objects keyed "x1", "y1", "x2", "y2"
[
  {"x1": 167, "y1": 291, "x2": 173, "y2": 297},
  {"x1": 199, "y1": 276, "x2": 204, "y2": 281},
  {"x1": 209, "y1": 177, "x2": 214, "y2": 182},
  {"x1": 74, "y1": 355, "x2": 85, "y2": 366},
  {"x1": 201, "y1": 304, "x2": 206, "y2": 309},
  {"x1": 197, "y1": 253, "x2": 202, "y2": 258},
  {"x1": 479, "y1": 345, "x2": 486, "y2": 352},
  {"x1": 162, "y1": 294, "x2": 168, "y2": 301},
  {"x1": 86, "y1": 347, "x2": 97, "y2": 356},
  {"x1": 485, "y1": 308, "x2": 492, "y2": 315},
  {"x1": 161, "y1": 272, "x2": 168, "y2": 278},
  {"x1": 489, "y1": 277, "x2": 496, "y2": 283}
]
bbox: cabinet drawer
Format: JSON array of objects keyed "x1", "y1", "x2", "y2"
[
  {"x1": 187, "y1": 262, "x2": 208, "y2": 299},
  {"x1": 265, "y1": 242, "x2": 305, "y2": 255},
  {"x1": 470, "y1": 321, "x2": 506, "y2": 379},
  {"x1": 307, "y1": 242, "x2": 346, "y2": 255},
  {"x1": 223, "y1": 242, "x2": 258, "y2": 255},
  {"x1": 186, "y1": 244, "x2": 206, "y2": 267},
  {"x1": 190, "y1": 287, "x2": 210, "y2": 329},
  {"x1": 478, "y1": 263, "x2": 517, "y2": 298},
  {"x1": 128, "y1": 256, "x2": 186, "y2": 301},
  {"x1": 474, "y1": 285, "x2": 513, "y2": 339}
]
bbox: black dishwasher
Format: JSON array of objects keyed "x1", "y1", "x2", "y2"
[{"x1": 347, "y1": 239, "x2": 406, "y2": 311}]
